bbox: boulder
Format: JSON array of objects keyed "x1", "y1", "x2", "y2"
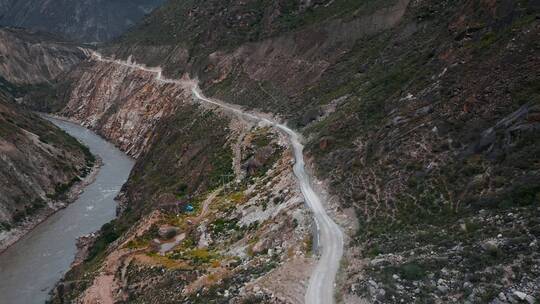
[{"x1": 513, "y1": 291, "x2": 535, "y2": 304}]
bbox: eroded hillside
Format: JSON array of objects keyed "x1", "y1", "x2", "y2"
[
  {"x1": 48, "y1": 57, "x2": 315, "y2": 303},
  {"x1": 47, "y1": 0, "x2": 539, "y2": 303},
  {"x1": 0, "y1": 27, "x2": 90, "y2": 113}
]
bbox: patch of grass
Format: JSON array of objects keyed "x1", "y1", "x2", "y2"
[
  {"x1": 146, "y1": 253, "x2": 192, "y2": 269},
  {"x1": 169, "y1": 248, "x2": 219, "y2": 266},
  {"x1": 125, "y1": 224, "x2": 159, "y2": 249},
  {"x1": 0, "y1": 221, "x2": 12, "y2": 231},
  {"x1": 228, "y1": 191, "x2": 248, "y2": 204}
]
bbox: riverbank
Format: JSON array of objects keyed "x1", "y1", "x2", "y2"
[
  {"x1": 0, "y1": 157, "x2": 102, "y2": 253},
  {"x1": 0, "y1": 117, "x2": 135, "y2": 304}
]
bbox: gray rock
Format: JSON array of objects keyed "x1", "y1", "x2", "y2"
[
  {"x1": 437, "y1": 285, "x2": 449, "y2": 293},
  {"x1": 368, "y1": 279, "x2": 378, "y2": 288},
  {"x1": 512, "y1": 291, "x2": 536, "y2": 304},
  {"x1": 370, "y1": 258, "x2": 386, "y2": 266},
  {"x1": 513, "y1": 291, "x2": 527, "y2": 301},
  {"x1": 376, "y1": 289, "x2": 386, "y2": 301}
]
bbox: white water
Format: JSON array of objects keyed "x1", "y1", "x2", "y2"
[{"x1": 90, "y1": 52, "x2": 344, "y2": 304}]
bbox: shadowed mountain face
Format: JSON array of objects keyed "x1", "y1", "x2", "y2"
[
  {"x1": 0, "y1": 27, "x2": 89, "y2": 112},
  {"x1": 0, "y1": 0, "x2": 166, "y2": 42},
  {"x1": 0, "y1": 89, "x2": 94, "y2": 250}
]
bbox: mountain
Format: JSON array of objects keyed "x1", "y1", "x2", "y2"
[
  {"x1": 0, "y1": 27, "x2": 88, "y2": 112},
  {"x1": 0, "y1": 0, "x2": 166, "y2": 42},
  {"x1": 0, "y1": 27, "x2": 95, "y2": 251},
  {"x1": 0, "y1": 89, "x2": 94, "y2": 251},
  {"x1": 21, "y1": 0, "x2": 539, "y2": 303},
  {"x1": 0, "y1": 27, "x2": 86, "y2": 86}
]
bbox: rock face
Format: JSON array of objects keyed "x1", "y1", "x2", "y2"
[
  {"x1": 0, "y1": 27, "x2": 86, "y2": 85},
  {"x1": 59, "y1": 60, "x2": 191, "y2": 158},
  {"x1": 0, "y1": 0, "x2": 166, "y2": 42}
]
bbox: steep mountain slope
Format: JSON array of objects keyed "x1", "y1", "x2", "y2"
[
  {"x1": 0, "y1": 27, "x2": 86, "y2": 85},
  {"x1": 0, "y1": 0, "x2": 166, "y2": 42},
  {"x1": 49, "y1": 0, "x2": 539, "y2": 303},
  {"x1": 0, "y1": 27, "x2": 89, "y2": 112},
  {"x1": 0, "y1": 90, "x2": 95, "y2": 251},
  {"x1": 0, "y1": 28, "x2": 96, "y2": 251}
]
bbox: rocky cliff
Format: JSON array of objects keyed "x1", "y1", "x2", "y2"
[
  {"x1": 59, "y1": 60, "x2": 190, "y2": 158},
  {"x1": 0, "y1": 0, "x2": 166, "y2": 43},
  {"x1": 49, "y1": 0, "x2": 540, "y2": 303}
]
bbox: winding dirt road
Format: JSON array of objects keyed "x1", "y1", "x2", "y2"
[{"x1": 90, "y1": 51, "x2": 344, "y2": 304}]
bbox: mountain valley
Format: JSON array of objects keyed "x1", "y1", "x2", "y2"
[{"x1": 0, "y1": 0, "x2": 538, "y2": 303}]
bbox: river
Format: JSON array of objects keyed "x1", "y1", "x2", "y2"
[{"x1": 0, "y1": 117, "x2": 134, "y2": 304}]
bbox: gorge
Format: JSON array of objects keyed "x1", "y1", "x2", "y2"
[{"x1": 0, "y1": 0, "x2": 539, "y2": 303}]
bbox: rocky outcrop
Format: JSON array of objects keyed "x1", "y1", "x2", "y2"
[
  {"x1": 0, "y1": 0, "x2": 166, "y2": 42},
  {"x1": 59, "y1": 60, "x2": 191, "y2": 157}
]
